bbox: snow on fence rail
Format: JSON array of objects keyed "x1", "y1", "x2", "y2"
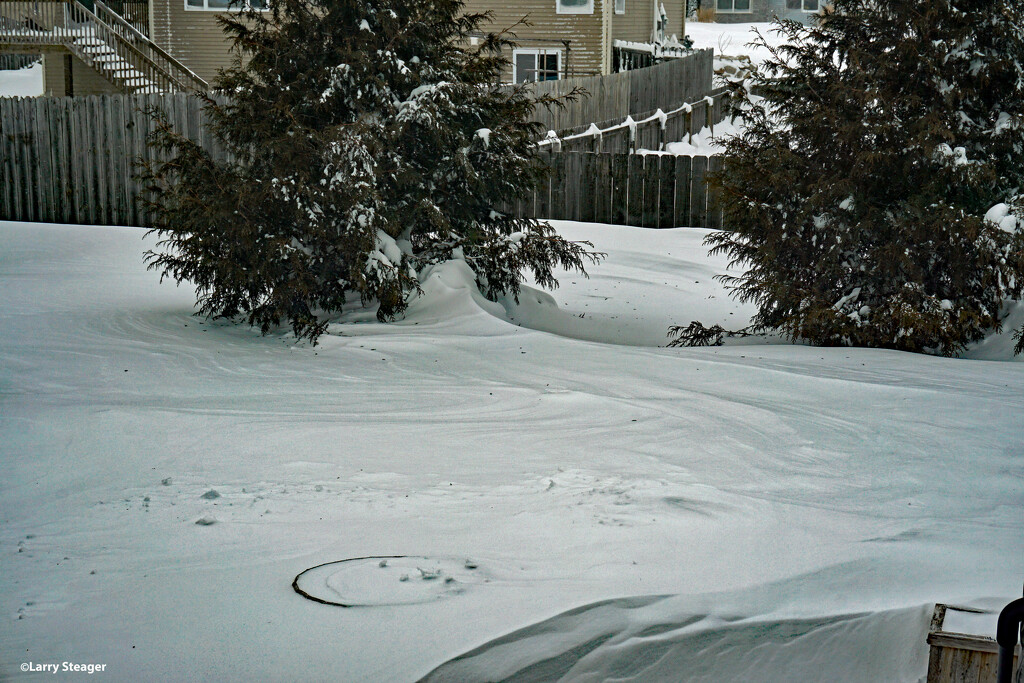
[
  {"x1": 0, "y1": 93, "x2": 723, "y2": 230},
  {"x1": 522, "y1": 49, "x2": 713, "y2": 133},
  {"x1": 500, "y1": 152, "x2": 724, "y2": 230},
  {"x1": 538, "y1": 87, "x2": 730, "y2": 153}
]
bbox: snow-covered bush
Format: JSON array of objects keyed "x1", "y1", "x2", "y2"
[
  {"x1": 688, "y1": 0, "x2": 1024, "y2": 356},
  {"x1": 143, "y1": 0, "x2": 597, "y2": 342}
]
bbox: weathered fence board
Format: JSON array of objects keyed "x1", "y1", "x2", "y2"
[
  {"x1": 658, "y1": 156, "x2": 675, "y2": 229},
  {"x1": 1, "y1": 98, "x2": 12, "y2": 221},
  {"x1": 593, "y1": 152, "x2": 611, "y2": 224},
  {"x1": 707, "y1": 156, "x2": 725, "y2": 231},
  {"x1": 689, "y1": 155, "x2": 709, "y2": 230},
  {"x1": 641, "y1": 155, "x2": 659, "y2": 228},
  {"x1": 611, "y1": 153, "x2": 628, "y2": 227}
]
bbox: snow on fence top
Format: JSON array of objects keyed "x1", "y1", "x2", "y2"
[{"x1": 536, "y1": 87, "x2": 730, "y2": 154}]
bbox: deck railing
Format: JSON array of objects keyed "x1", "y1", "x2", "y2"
[
  {"x1": 99, "y1": 0, "x2": 147, "y2": 36},
  {"x1": 0, "y1": 0, "x2": 207, "y2": 93}
]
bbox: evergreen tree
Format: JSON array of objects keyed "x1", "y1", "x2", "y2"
[
  {"x1": 143, "y1": 0, "x2": 597, "y2": 342},
  {"x1": 694, "y1": 0, "x2": 1024, "y2": 356}
]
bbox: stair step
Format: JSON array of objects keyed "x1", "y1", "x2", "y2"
[
  {"x1": 78, "y1": 46, "x2": 116, "y2": 57},
  {"x1": 112, "y1": 68, "x2": 147, "y2": 79},
  {"x1": 59, "y1": 13, "x2": 195, "y2": 94},
  {"x1": 103, "y1": 59, "x2": 136, "y2": 70}
]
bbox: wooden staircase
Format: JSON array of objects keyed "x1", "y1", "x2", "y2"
[{"x1": 0, "y1": 0, "x2": 208, "y2": 93}]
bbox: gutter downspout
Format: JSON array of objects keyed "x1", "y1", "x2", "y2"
[
  {"x1": 652, "y1": 0, "x2": 658, "y2": 43},
  {"x1": 601, "y1": 0, "x2": 613, "y2": 75}
]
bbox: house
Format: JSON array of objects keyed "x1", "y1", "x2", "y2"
[
  {"x1": 0, "y1": 0, "x2": 686, "y2": 96},
  {"x1": 711, "y1": 0, "x2": 826, "y2": 24},
  {"x1": 468, "y1": 0, "x2": 688, "y2": 82}
]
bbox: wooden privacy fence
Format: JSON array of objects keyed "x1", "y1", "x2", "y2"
[
  {"x1": 0, "y1": 92, "x2": 211, "y2": 227},
  {"x1": 523, "y1": 49, "x2": 713, "y2": 133},
  {"x1": 1, "y1": 93, "x2": 725, "y2": 230},
  {"x1": 503, "y1": 152, "x2": 724, "y2": 230}
]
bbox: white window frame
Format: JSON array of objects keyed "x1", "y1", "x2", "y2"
[
  {"x1": 512, "y1": 48, "x2": 563, "y2": 84},
  {"x1": 185, "y1": 0, "x2": 268, "y2": 12},
  {"x1": 556, "y1": 0, "x2": 594, "y2": 15},
  {"x1": 715, "y1": 0, "x2": 752, "y2": 13},
  {"x1": 615, "y1": 0, "x2": 625, "y2": 14},
  {"x1": 786, "y1": 0, "x2": 820, "y2": 10}
]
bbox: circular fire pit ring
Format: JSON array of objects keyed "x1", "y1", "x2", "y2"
[{"x1": 293, "y1": 555, "x2": 487, "y2": 607}]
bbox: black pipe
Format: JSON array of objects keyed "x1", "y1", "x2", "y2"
[{"x1": 997, "y1": 597, "x2": 1024, "y2": 683}]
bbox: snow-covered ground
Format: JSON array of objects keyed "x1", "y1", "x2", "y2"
[
  {"x1": 642, "y1": 116, "x2": 743, "y2": 156},
  {"x1": 687, "y1": 20, "x2": 783, "y2": 66},
  {"x1": 1, "y1": 219, "x2": 1022, "y2": 682},
  {"x1": 0, "y1": 62, "x2": 44, "y2": 98}
]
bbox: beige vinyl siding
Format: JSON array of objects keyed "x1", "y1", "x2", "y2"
[
  {"x1": 149, "y1": 0, "x2": 237, "y2": 83},
  {"x1": 467, "y1": 0, "x2": 606, "y2": 79},
  {"x1": 41, "y1": 53, "x2": 121, "y2": 96},
  {"x1": 610, "y1": 0, "x2": 686, "y2": 43},
  {"x1": 713, "y1": 0, "x2": 772, "y2": 23},
  {"x1": 145, "y1": 0, "x2": 630, "y2": 83}
]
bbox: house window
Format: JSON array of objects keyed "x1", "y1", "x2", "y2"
[
  {"x1": 615, "y1": 0, "x2": 625, "y2": 14},
  {"x1": 556, "y1": 0, "x2": 593, "y2": 14},
  {"x1": 716, "y1": 0, "x2": 751, "y2": 12},
  {"x1": 185, "y1": 0, "x2": 266, "y2": 10},
  {"x1": 786, "y1": 0, "x2": 819, "y2": 10},
  {"x1": 513, "y1": 49, "x2": 561, "y2": 83}
]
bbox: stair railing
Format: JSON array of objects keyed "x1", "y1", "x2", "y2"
[
  {"x1": 94, "y1": 0, "x2": 208, "y2": 92},
  {"x1": 0, "y1": 0, "x2": 208, "y2": 93},
  {"x1": 0, "y1": 0, "x2": 69, "y2": 44}
]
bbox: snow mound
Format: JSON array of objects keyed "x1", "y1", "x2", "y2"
[
  {"x1": 408, "y1": 260, "x2": 506, "y2": 322},
  {"x1": 419, "y1": 595, "x2": 931, "y2": 683},
  {"x1": 499, "y1": 223, "x2": 762, "y2": 347},
  {"x1": 964, "y1": 299, "x2": 1024, "y2": 360},
  {"x1": 325, "y1": 258, "x2": 510, "y2": 336}
]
